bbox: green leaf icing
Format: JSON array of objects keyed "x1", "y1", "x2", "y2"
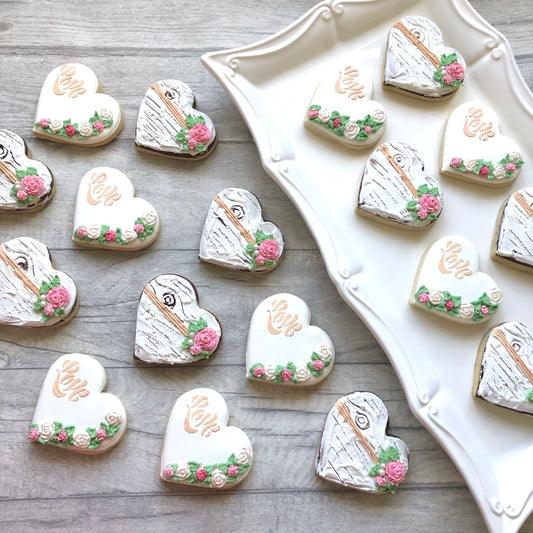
[
  {"x1": 180, "y1": 317, "x2": 218, "y2": 359},
  {"x1": 73, "y1": 217, "x2": 155, "y2": 245},
  {"x1": 527, "y1": 390, "x2": 533, "y2": 402},
  {"x1": 10, "y1": 167, "x2": 43, "y2": 206},
  {"x1": 35, "y1": 111, "x2": 113, "y2": 138},
  {"x1": 174, "y1": 115, "x2": 212, "y2": 153},
  {"x1": 245, "y1": 229, "x2": 280, "y2": 270},
  {"x1": 433, "y1": 53, "x2": 464, "y2": 88},
  {"x1": 367, "y1": 446, "x2": 405, "y2": 494},
  {"x1": 449, "y1": 154, "x2": 524, "y2": 180}
]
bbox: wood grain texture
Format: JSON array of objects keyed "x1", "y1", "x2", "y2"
[{"x1": 0, "y1": 0, "x2": 531, "y2": 531}]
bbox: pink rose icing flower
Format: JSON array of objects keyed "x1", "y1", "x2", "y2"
[
  {"x1": 308, "y1": 109, "x2": 319, "y2": 119},
  {"x1": 16, "y1": 190, "x2": 27, "y2": 201},
  {"x1": 253, "y1": 366, "x2": 265, "y2": 378},
  {"x1": 254, "y1": 255, "x2": 265, "y2": 266},
  {"x1": 332, "y1": 118, "x2": 341, "y2": 129},
  {"x1": 479, "y1": 166, "x2": 490, "y2": 178},
  {"x1": 163, "y1": 465, "x2": 174, "y2": 479},
  {"x1": 445, "y1": 299, "x2": 455, "y2": 310},
  {"x1": 375, "y1": 476, "x2": 387, "y2": 487},
  {"x1": 258, "y1": 239, "x2": 280, "y2": 261},
  {"x1": 94, "y1": 120, "x2": 104, "y2": 132},
  {"x1": 21, "y1": 175, "x2": 45, "y2": 196},
  {"x1": 134, "y1": 223, "x2": 145, "y2": 234},
  {"x1": 227, "y1": 465, "x2": 239, "y2": 477},
  {"x1": 417, "y1": 209, "x2": 428, "y2": 220},
  {"x1": 385, "y1": 461, "x2": 406, "y2": 485},
  {"x1": 189, "y1": 123, "x2": 211, "y2": 144},
  {"x1": 39, "y1": 118, "x2": 50, "y2": 128},
  {"x1": 481, "y1": 305, "x2": 489, "y2": 315},
  {"x1": 96, "y1": 428, "x2": 107, "y2": 441},
  {"x1": 46, "y1": 286, "x2": 70, "y2": 308},
  {"x1": 313, "y1": 360, "x2": 324, "y2": 371},
  {"x1": 445, "y1": 62, "x2": 464, "y2": 81},
  {"x1": 443, "y1": 74, "x2": 453, "y2": 85},
  {"x1": 419, "y1": 194, "x2": 440, "y2": 214},
  {"x1": 57, "y1": 429, "x2": 68, "y2": 442},
  {"x1": 364, "y1": 125, "x2": 372, "y2": 134},
  {"x1": 505, "y1": 162, "x2": 516, "y2": 173},
  {"x1": 44, "y1": 304, "x2": 54, "y2": 316},
  {"x1": 196, "y1": 468, "x2": 207, "y2": 481},
  {"x1": 281, "y1": 368, "x2": 292, "y2": 382},
  {"x1": 188, "y1": 139, "x2": 198, "y2": 150},
  {"x1": 193, "y1": 327, "x2": 218, "y2": 352},
  {"x1": 105, "y1": 229, "x2": 116, "y2": 242},
  {"x1": 65, "y1": 125, "x2": 76, "y2": 136},
  {"x1": 189, "y1": 345, "x2": 201, "y2": 356},
  {"x1": 29, "y1": 428, "x2": 39, "y2": 441},
  {"x1": 77, "y1": 226, "x2": 88, "y2": 239},
  {"x1": 450, "y1": 158, "x2": 461, "y2": 168},
  {"x1": 418, "y1": 292, "x2": 429, "y2": 303}
]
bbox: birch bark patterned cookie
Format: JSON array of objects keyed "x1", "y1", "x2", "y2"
[
  {"x1": 0, "y1": 237, "x2": 78, "y2": 327},
  {"x1": 441, "y1": 102, "x2": 524, "y2": 187},
  {"x1": 72, "y1": 167, "x2": 160, "y2": 250},
  {"x1": 33, "y1": 64, "x2": 123, "y2": 146},
  {"x1": 357, "y1": 141, "x2": 443, "y2": 229},
  {"x1": 316, "y1": 392, "x2": 408, "y2": 493},
  {"x1": 135, "y1": 80, "x2": 217, "y2": 159},
  {"x1": 304, "y1": 64, "x2": 386, "y2": 148},
  {"x1": 492, "y1": 188, "x2": 533, "y2": 273},
  {"x1": 473, "y1": 322, "x2": 533, "y2": 416},
  {"x1": 0, "y1": 129, "x2": 54, "y2": 212},
  {"x1": 383, "y1": 16, "x2": 465, "y2": 99},
  {"x1": 246, "y1": 293, "x2": 334, "y2": 386},
  {"x1": 134, "y1": 274, "x2": 222, "y2": 365},
  {"x1": 161, "y1": 388, "x2": 253, "y2": 488},
  {"x1": 411, "y1": 236, "x2": 503, "y2": 325},
  {"x1": 30, "y1": 354, "x2": 127, "y2": 454},
  {"x1": 199, "y1": 188, "x2": 284, "y2": 272}
]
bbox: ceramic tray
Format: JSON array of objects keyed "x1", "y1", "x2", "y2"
[{"x1": 202, "y1": 1, "x2": 533, "y2": 531}]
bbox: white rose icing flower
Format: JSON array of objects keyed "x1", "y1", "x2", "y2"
[
  {"x1": 39, "y1": 421, "x2": 55, "y2": 441},
  {"x1": 459, "y1": 303, "x2": 475, "y2": 319},
  {"x1": 105, "y1": 412, "x2": 122, "y2": 426},
  {"x1": 264, "y1": 364, "x2": 276, "y2": 381},
  {"x1": 510, "y1": 152, "x2": 522, "y2": 163},
  {"x1": 488, "y1": 287, "x2": 503, "y2": 305},
  {"x1": 493, "y1": 164, "x2": 505, "y2": 180},
  {"x1": 73, "y1": 430, "x2": 91, "y2": 448},
  {"x1": 142, "y1": 210, "x2": 158, "y2": 226},
  {"x1": 464, "y1": 159, "x2": 478, "y2": 172},
  {"x1": 318, "y1": 108, "x2": 331, "y2": 123},
  {"x1": 50, "y1": 119, "x2": 63, "y2": 133},
  {"x1": 429, "y1": 289, "x2": 443, "y2": 305},
  {"x1": 78, "y1": 122, "x2": 94, "y2": 137},
  {"x1": 176, "y1": 462, "x2": 190, "y2": 481},
  {"x1": 122, "y1": 228, "x2": 137, "y2": 242},
  {"x1": 236, "y1": 447, "x2": 251, "y2": 465},
  {"x1": 211, "y1": 468, "x2": 227, "y2": 488},
  {"x1": 295, "y1": 366, "x2": 311, "y2": 382},
  {"x1": 318, "y1": 345, "x2": 333, "y2": 360},
  {"x1": 372, "y1": 109, "x2": 385, "y2": 122},
  {"x1": 87, "y1": 224, "x2": 101, "y2": 240},
  {"x1": 100, "y1": 108, "x2": 113, "y2": 121},
  {"x1": 343, "y1": 121, "x2": 360, "y2": 139}
]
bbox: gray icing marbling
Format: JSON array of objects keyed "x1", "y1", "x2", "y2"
[
  {"x1": 495, "y1": 188, "x2": 533, "y2": 269},
  {"x1": 476, "y1": 322, "x2": 533, "y2": 415},
  {"x1": 134, "y1": 274, "x2": 221, "y2": 365},
  {"x1": 0, "y1": 129, "x2": 53, "y2": 212},
  {"x1": 357, "y1": 141, "x2": 442, "y2": 227},
  {"x1": 384, "y1": 16, "x2": 466, "y2": 98},
  {"x1": 316, "y1": 391, "x2": 408, "y2": 492}
]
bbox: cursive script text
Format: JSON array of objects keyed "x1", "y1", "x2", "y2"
[
  {"x1": 52, "y1": 359, "x2": 90, "y2": 402},
  {"x1": 86, "y1": 172, "x2": 122, "y2": 206},
  {"x1": 183, "y1": 395, "x2": 220, "y2": 437},
  {"x1": 463, "y1": 107, "x2": 496, "y2": 141},
  {"x1": 438, "y1": 241, "x2": 472, "y2": 279},
  {"x1": 53, "y1": 65, "x2": 86, "y2": 98},
  {"x1": 334, "y1": 65, "x2": 365, "y2": 100},
  {"x1": 266, "y1": 299, "x2": 302, "y2": 337}
]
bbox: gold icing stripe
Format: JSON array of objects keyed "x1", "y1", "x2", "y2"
[
  {"x1": 378, "y1": 145, "x2": 419, "y2": 199},
  {"x1": 144, "y1": 286, "x2": 189, "y2": 336},
  {"x1": 493, "y1": 328, "x2": 533, "y2": 386},
  {"x1": 335, "y1": 399, "x2": 379, "y2": 464},
  {"x1": 0, "y1": 160, "x2": 18, "y2": 184},
  {"x1": 213, "y1": 195, "x2": 255, "y2": 244},
  {"x1": 394, "y1": 22, "x2": 440, "y2": 69},
  {"x1": 150, "y1": 83, "x2": 188, "y2": 129},
  {"x1": 514, "y1": 192, "x2": 533, "y2": 217},
  {"x1": 0, "y1": 245, "x2": 40, "y2": 296}
]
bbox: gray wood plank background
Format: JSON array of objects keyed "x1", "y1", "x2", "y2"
[{"x1": 0, "y1": 0, "x2": 531, "y2": 531}]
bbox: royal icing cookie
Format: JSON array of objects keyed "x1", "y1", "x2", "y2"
[
  {"x1": 304, "y1": 64, "x2": 386, "y2": 148},
  {"x1": 0, "y1": 237, "x2": 78, "y2": 327},
  {"x1": 357, "y1": 141, "x2": 442, "y2": 228},
  {"x1": 246, "y1": 293, "x2": 334, "y2": 386},
  {"x1": 161, "y1": 388, "x2": 253, "y2": 488},
  {"x1": 134, "y1": 274, "x2": 222, "y2": 365},
  {"x1": 383, "y1": 16, "x2": 465, "y2": 99},
  {"x1": 411, "y1": 236, "x2": 503, "y2": 324},
  {"x1": 29, "y1": 353, "x2": 127, "y2": 453},
  {"x1": 0, "y1": 129, "x2": 54, "y2": 212},
  {"x1": 474, "y1": 322, "x2": 533, "y2": 416},
  {"x1": 199, "y1": 188, "x2": 284, "y2": 272},
  {"x1": 135, "y1": 80, "x2": 216, "y2": 159},
  {"x1": 492, "y1": 188, "x2": 533, "y2": 272},
  {"x1": 33, "y1": 63, "x2": 123, "y2": 146},
  {"x1": 316, "y1": 392, "x2": 408, "y2": 493},
  {"x1": 72, "y1": 167, "x2": 160, "y2": 250},
  {"x1": 441, "y1": 102, "x2": 524, "y2": 186}
]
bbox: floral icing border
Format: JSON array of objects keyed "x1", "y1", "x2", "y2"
[
  {"x1": 180, "y1": 317, "x2": 219, "y2": 359},
  {"x1": 433, "y1": 53, "x2": 464, "y2": 88},
  {"x1": 10, "y1": 167, "x2": 46, "y2": 207},
  {"x1": 245, "y1": 229, "x2": 280, "y2": 270},
  {"x1": 528, "y1": 390, "x2": 533, "y2": 402},
  {"x1": 449, "y1": 152, "x2": 524, "y2": 181},
  {"x1": 368, "y1": 446, "x2": 407, "y2": 494},
  {"x1": 34, "y1": 109, "x2": 113, "y2": 139},
  {"x1": 33, "y1": 275, "x2": 70, "y2": 322},
  {"x1": 175, "y1": 115, "x2": 212, "y2": 153},
  {"x1": 406, "y1": 184, "x2": 441, "y2": 222}
]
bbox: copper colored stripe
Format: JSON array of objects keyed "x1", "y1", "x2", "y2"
[
  {"x1": 214, "y1": 195, "x2": 255, "y2": 244},
  {"x1": 150, "y1": 83, "x2": 188, "y2": 129},
  {"x1": 493, "y1": 328, "x2": 533, "y2": 385},
  {"x1": 144, "y1": 286, "x2": 189, "y2": 336},
  {"x1": 378, "y1": 145, "x2": 419, "y2": 199},
  {"x1": 514, "y1": 192, "x2": 533, "y2": 217},
  {"x1": 0, "y1": 160, "x2": 17, "y2": 184},
  {"x1": 394, "y1": 22, "x2": 440, "y2": 69},
  {"x1": 335, "y1": 399, "x2": 379, "y2": 464},
  {"x1": 0, "y1": 246, "x2": 40, "y2": 296}
]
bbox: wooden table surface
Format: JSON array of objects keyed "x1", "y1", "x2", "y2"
[{"x1": 0, "y1": 1, "x2": 531, "y2": 531}]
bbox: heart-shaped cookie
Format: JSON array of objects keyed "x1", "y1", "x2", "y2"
[
  {"x1": 304, "y1": 64, "x2": 386, "y2": 148},
  {"x1": 32, "y1": 63, "x2": 123, "y2": 146},
  {"x1": 161, "y1": 388, "x2": 253, "y2": 488},
  {"x1": 383, "y1": 16, "x2": 466, "y2": 99},
  {"x1": 316, "y1": 391, "x2": 408, "y2": 493},
  {"x1": 411, "y1": 236, "x2": 503, "y2": 324},
  {"x1": 0, "y1": 237, "x2": 78, "y2": 327},
  {"x1": 135, "y1": 80, "x2": 217, "y2": 159},
  {"x1": 357, "y1": 141, "x2": 443, "y2": 228},
  {"x1": 441, "y1": 102, "x2": 524, "y2": 186},
  {"x1": 492, "y1": 188, "x2": 533, "y2": 272},
  {"x1": 473, "y1": 322, "x2": 533, "y2": 416},
  {"x1": 199, "y1": 188, "x2": 284, "y2": 272},
  {"x1": 134, "y1": 274, "x2": 222, "y2": 365},
  {"x1": 0, "y1": 129, "x2": 54, "y2": 212},
  {"x1": 246, "y1": 293, "x2": 334, "y2": 386},
  {"x1": 30, "y1": 353, "x2": 127, "y2": 453},
  {"x1": 72, "y1": 167, "x2": 160, "y2": 250}
]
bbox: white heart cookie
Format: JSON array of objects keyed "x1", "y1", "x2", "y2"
[
  {"x1": 384, "y1": 16, "x2": 466, "y2": 99},
  {"x1": 33, "y1": 63, "x2": 123, "y2": 146},
  {"x1": 316, "y1": 392, "x2": 408, "y2": 493},
  {"x1": 0, "y1": 129, "x2": 54, "y2": 212},
  {"x1": 304, "y1": 64, "x2": 386, "y2": 148},
  {"x1": 357, "y1": 141, "x2": 443, "y2": 228},
  {"x1": 161, "y1": 388, "x2": 253, "y2": 488},
  {"x1": 411, "y1": 236, "x2": 503, "y2": 324},
  {"x1": 246, "y1": 293, "x2": 334, "y2": 386},
  {"x1": 0, "y1": 237, "x2": 78, "y2": 327},
  {"x1": 199, "y1": 188, "x2": 284, "y2": 272},
  {"x1": 441, "y1": 102, "x2": 524, "y2": 186},
  {"x1": 30, "y1": 353, "x2": 127, "y2": 454},
  {"x1": 72, "y1": 167, "x2": 160, "y2": 250},
  {"x1": 492, "y1": 188, "x2": 533, "y2": 272},
  {"x1": 134, "y1": 274, "x2": 222, "y2": 365},
  {"x1": 473, "y1": 322, "x2": 533, "y2": 416},
  {"x1": 135, "y1": 80, "x2": 216, "y2": 159}
]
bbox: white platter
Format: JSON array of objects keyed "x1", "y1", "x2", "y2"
[{"x1": 202, "y1": 1, "x2": 533, "y2": 532}]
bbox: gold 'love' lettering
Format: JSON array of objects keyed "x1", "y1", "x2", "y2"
[
  {"x1": 266, "y1": 299, "x2": 303, "y2": 337},
  {"x1": 52, "y1": 359, "x2": 90, "y2": 402},
  {"x1": 463, "y1": 107, "x2": 496, "y2": 141},
  {"x1": 53, "y1": 65, "x2": 86, "y2": 98},
  {"x1": 334, "y1": 65, "x2": 365, "y2": 100},
  {"x1": 438, "y1": 241, "x2": 472, "y2": 279},
  {"x1": 86, "y1": 172, "x2": 122, "y2": 206},
  {"x1": 183, "y1": 395, "x2": 220, "y2": 437}
]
